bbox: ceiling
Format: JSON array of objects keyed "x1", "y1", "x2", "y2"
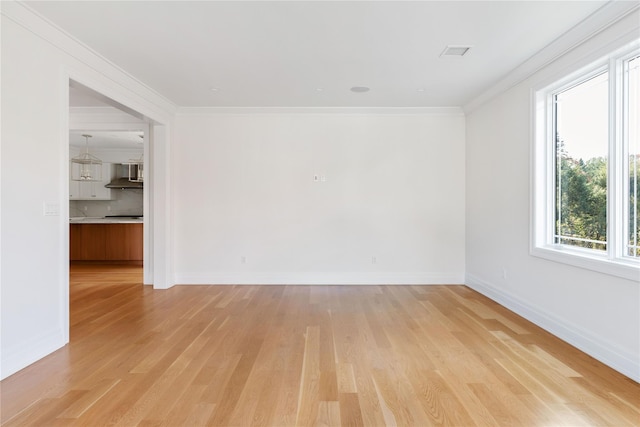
[
  {"x1": 69, "y1": 85, "x2": 113, "y2": 108},
  {"x1": 28, "y1": 1, "x2": 609, "y2": 108},
  {"x1": 70, "y1": 131, "x2": 144, "y2": 150}
]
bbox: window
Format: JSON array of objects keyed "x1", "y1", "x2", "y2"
[
  {"x1": 533, "y1": 41, "x2": 640, "y2": 280},
  {"x1": 554, "y1": 71, "x2": 609, "y2": 251},
  {"x1": 625, "y1": 56, "x2": 639, "y2": 258}
]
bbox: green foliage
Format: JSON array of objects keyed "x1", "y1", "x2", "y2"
[
  {"x1": 629, "y1": 155, "x2": 640, "y2": 256},
  {"x1": 555, "y1": 140, "x2": 607, "y2": 250},
  {"x1": 555, "y1": 141, "x2": 640, "y2": 256}
]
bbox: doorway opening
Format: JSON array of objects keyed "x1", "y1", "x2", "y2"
[{"x1": 68, "y1": 80, "x2": 153, "y2": 287}]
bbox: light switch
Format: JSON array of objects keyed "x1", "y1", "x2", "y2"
[{"x1": 43, "y1": 202, "x2": 60, "y2": 216}]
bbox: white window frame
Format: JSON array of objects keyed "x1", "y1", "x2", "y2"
[{"x1": 531, "y1": 40, "x2": 640, "y2": 281}]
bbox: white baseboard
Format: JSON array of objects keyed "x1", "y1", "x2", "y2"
[
  {"x1": 174, "y1": 271, "x2": 465, "y2": 285},
  {"x1": 465, "y1": 273, "x2": 639, "y2": 383},
  {"x1": 1, "y1": 327, "x2": 67, "y2": 380}
]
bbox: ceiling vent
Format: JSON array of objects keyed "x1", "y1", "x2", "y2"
[
  {"x1": 440, "y1": 45, "x2": 472, "y2": 57},
  {"x1": 350, "y1": 86, "x2": 370, "y2": 93}
]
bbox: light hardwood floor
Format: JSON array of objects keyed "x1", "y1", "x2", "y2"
[{"x1": 1, "y1": 264, "x2": 638, "y2": 426}]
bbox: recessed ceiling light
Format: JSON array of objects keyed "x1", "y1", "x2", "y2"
[
  {"x1": 209, "y1": 87, "x2": 220, "y2": 92},
  {"x1": 417, "y1": 88, "x2": 426, "y2": 92},
  {"x1": 316, "y1": 88, "x2": 324, "y2": 92},
  {"x1": 440, "y1": 45, "x2": 472, "y2": 57},
  {"x1": 350, "y1": 86, "x2": 370, "y2": 93}
]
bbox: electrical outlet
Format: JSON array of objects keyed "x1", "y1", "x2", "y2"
[
  {"x1": 241, "y1": 256, "x2": 247, "y2": 264},
  {"x1": 372, "y1": 256, "x2": 377, "y2": 264}
]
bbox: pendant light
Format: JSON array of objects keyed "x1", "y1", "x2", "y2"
[
  {"x1": 71, "y1": 134, "x2": 102, "y2": 181},
  {"x1": 124, "y1": 134, "x2": 144, "y2": 182}
]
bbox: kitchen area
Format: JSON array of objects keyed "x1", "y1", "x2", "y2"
[{"x1": 69, "y1": 130, "x2": 144, "y2": 264}]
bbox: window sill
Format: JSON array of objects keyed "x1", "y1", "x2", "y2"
[{"x1": 531, "y1": 246, "x2": 640, "y2": 282}]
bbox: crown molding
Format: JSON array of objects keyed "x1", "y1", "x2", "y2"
[
  {"x1": 176, "y1": 106, "x2": 464, "y2": 116},
  {"x1": 463, "y1": 1, "x2": 640, "y2": 113},
  {"x1": 2, "y1": 1, "x2": 178, "y2": 121}
]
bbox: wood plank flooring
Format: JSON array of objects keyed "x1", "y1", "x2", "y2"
[{"x1": 1, "y1": 264, "x2": 638, "y2": 426}]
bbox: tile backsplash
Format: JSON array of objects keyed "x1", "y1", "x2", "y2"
[{"x1": 70, "y1": 188, "x2": 143, "y2": 217}]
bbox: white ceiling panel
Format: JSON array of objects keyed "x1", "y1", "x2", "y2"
[
  {"x1": 27, "y1": 1, "x2": 610, "y2": 107},
  {"x1": 70, "y1": 131, "x2": 144, "y2": 150}
]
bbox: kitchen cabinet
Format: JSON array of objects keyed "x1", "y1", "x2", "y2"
[
  {"x1": 105, "y1": 224, "x2": 144, "y2": 260},
  {"x1": 70, "y1": 223, "x2": 106, "y2": 260},
  {"x1": 69, "y1": 162, "x2": 112, "y2": 200},
  {"x1": 70, "y1": 223, "x2": 143, "y2": 261}
]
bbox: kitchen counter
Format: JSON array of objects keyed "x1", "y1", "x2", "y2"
[
  {"x1": 70, "y1": 222, "x2": 143, "y2": 261},
  {"x1": 70, "y1": 216, "x2": 143, "y2": 224}
]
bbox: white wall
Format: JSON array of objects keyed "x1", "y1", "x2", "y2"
[
  {"x1": 0, "y1": 3, "x2": 174, "y2": 379},
  {"x1": 173, "y1": 111, "x2": 465, "y2": 284},
  {"x1": 1, "y1": 15, "x2": 67, "y2": 379},
  {"x1": 465, "y1": 11, "x2": 640, "y2": 381}
]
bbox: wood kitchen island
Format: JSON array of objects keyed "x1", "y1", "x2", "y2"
[{"x1": 70, "y1": 222, "x2": 143, "y2": 263}]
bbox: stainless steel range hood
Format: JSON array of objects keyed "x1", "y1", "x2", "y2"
[
  {"x1": 105, "y1": 163, "x2": 143, "y2": 189},
  {"x1": 105, "y1": 177, "x2": 143, "y2": 189}
]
